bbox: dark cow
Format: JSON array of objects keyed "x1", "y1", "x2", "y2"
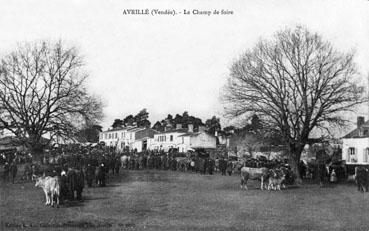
[{"x1": 355, "y1": 166, "x2": 369, "y2": 192}]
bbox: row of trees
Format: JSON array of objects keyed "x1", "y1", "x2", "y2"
[
  {"x1": 111, "y1": 109, "x2": 150, "y2": 128},
  {"x1": 111, "y1": 110, "x2": 223, "y2": 135}
]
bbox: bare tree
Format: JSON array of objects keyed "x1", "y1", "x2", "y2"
[
  {"x1": 0, "y1": 41, "x2": 103, "y2": 154},
  {"x1": 223, "y1": 26, "x2": 367, "y2": 181}
]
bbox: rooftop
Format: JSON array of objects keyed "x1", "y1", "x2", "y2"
[{"x1": 343, "y1": 120, "x2": 369, "y2": 139}]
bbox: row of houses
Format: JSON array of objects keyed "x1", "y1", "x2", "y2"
[
  {"x1": 99, "y1": 124, "x2": 217, "y2": 153},
  {"x1": 99, "y1": 116, "x2": 369, "y2": 166}
]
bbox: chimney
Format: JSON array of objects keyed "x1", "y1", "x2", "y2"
[
  {"x1": 357, "y1": 116, "x2": 365, "y2": 128},
  {"x1": 176, "y1": 124, "x2": 182, "y2": 129},
  {"x1": 198, "y1": 126, "x2": 206, "y2": 133},
  {"x1": 188, "y1": 124, "x2": 194, "y2": 133}
]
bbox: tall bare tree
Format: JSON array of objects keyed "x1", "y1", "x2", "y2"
[
  {"x1": 223, "y1": 26, "x2": 367, "y2": 181},
  {"x1": 0, "y1": 41, "x2": 103, "y2": 154}
]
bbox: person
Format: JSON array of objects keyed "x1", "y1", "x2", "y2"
[
  {"x1": 86, "y1": 164, "x2": 95, "y2": 187},
  {"x1": 298, "y1": 160, "x2": 306, "y2": 179},
  {"x1": 318, "y1": 162, "x2": 328, "y2": 187},
  {"x1": 330, "y1": 169, "x2": 337, "y2": 183},
  {"x1": 219, "y1": 157, "x2": 227, "y2": 175},
  {"x1": 208, "y1": 158, "x2": 215, "y2": 175},
  {"x1": 190, "y1": 159, "x2": 195, "y2": 172},
  {"x1": 226, "y1": 161, "x2": 233, "y2": 176},
  {"x1": 3, "y1": 162, "x2": 9, "y2": 181}
]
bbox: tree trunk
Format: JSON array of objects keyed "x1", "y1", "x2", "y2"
[
  {"x1": 289, "y1": 156, "x2": 302, "y2": 185},
  {"x1": 288, "y1": 144, "x2": 304, "y2": 185}
]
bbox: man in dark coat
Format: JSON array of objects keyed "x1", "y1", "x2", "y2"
[
  {"x1": 67, "y1": 168, "x2": 85, "y2": 201},
  {"x1": 60, "y1": 170, "x2": 69, "y2": 202},
  {"x1": 208, "y1": 158, "x2": 215, "y2": 175},
  {"x1": 9, "y1": 161, "x2": 17, "y2": 184},
  {"x1": 355, "y1": 166, "x2": 369, "y2": 192},
  {"x1": 86, "y1": 164, "x2": 95, "y2": 187},
  {"x1": 3, "y1": 162, "x2": 9, "y2": 181},
  {"x1": 227, "y1": 161, "x2": 233, "y2": 176},
  {"x1": 96, "y1": 164, "x2": 106, "y2": 187},
  {"x1": 317, "y1": 162, "x2": 329, "y2": 187},
  {"x1": 219, "y1": 157, "x2": 227, "y2": 175}
]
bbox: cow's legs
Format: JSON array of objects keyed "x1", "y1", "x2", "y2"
[
  {"x1": 56, "y1": 194, "x2": 59, "y2": 207},
  {"x1": 51, "y1": 193, "x2": 54, "y2": 207},
  {"x1": 43, "y1": 190, "x2": 49, "y2": 205},
  {"x1": 46, "y1": 193, "x2": 51, "y2": 205},
  {"x1": 242, "y1": 178, "x2": 248, "y2": 190}
]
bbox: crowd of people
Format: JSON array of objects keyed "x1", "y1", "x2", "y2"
[{"x1": 0, "y1": 144, "x2": 347, "y2": 190}]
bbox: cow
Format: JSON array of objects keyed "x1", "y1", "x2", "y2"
[
  {"x1": 35, "y1": 176, "x2": 60, "y2": 207},
  {"x1": 240, "y1": 167, "x2": 269, "y2": 190},
  {"x1": 267, "y1": 169, "x2": 286, "y2": 191},
  {"x1": 354, "y1": 166, "x2": 369, "y2": 192}
]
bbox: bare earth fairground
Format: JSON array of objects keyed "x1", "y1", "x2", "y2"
[{"x1": 1, "y1": 168, "x2": 369, "y2": 231}]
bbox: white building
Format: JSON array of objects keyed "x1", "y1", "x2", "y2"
[
  {"x1": 99, "y1": 126, "x2": 157, "y2": 152},
  {"x1": 148, "y1": 128, "x2": 188, "y2": 152},
  {"x1": 177, "y1": 132, "x2": 217, "y2": 152},
  {"x1": 342, "y1": 116, "x2": 369, "y2": 165},
  {"x1": 148, "y1": 124, "x2": 217, "y2": 152}
]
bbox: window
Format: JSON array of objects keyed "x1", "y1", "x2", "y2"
[
  {"x1": 170, "y1": 135, "x2": 173, "y2": 141},
  {"x1": 115, "y1": 133, "x2": 117, "y2": 139},
  {"x1": 104, "y1": 134, "x2": 107, "y2": 139},
  {"x1": 364, "y1": 130, "x2": 369, "y2": 136},
  {"x1": 109, "y1": 133, "x2": 111, "y2": 139},
  {"x1": 349, "y1": 147, "x2": 357, "y2": 162},
  {"x1": 365, "y1": 148, "x2": 369, "y2": 162},
  {"x1": 158, "y1": 135, "x2": 166, "y2": 142}
]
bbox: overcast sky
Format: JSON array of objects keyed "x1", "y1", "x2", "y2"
[{"x1": 0, "y1": 0, "x2": 368, "y2": 132}]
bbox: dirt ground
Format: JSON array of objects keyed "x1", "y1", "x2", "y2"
[{"x1": 1, "y1": 168, "x2": 369, "y2": 231}]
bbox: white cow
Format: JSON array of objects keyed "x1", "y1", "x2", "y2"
[
  {"x1": 35, "y1": 176, "x2": 60, "y2": 207},
  {"x1": 120, "y1": 155, "x2": 129, "y2": 169}
]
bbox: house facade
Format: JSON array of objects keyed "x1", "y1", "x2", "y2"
[
  {"x1": 99, "y1": 126, "x2": 157, "y2": 152},
  {"x1": 177, "y1": 132, "x2": 217, "y2": 153},
  {"x1": 148, "y1": 124, "x2": 216, "y2": 152},
  {"x1": 148, "y1": 128, "x2": 188, "y2": 152},
  {"x1": 342, "y1": 116, "x2": 369, "y2": 165}
]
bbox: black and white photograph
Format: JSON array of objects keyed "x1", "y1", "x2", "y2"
[{"x1": 0, "y1": 0, "x2": 369, "y2": 230}]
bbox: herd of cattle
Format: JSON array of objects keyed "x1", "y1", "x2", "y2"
[{"x1": 2, "y1": 147, "x2": 369, "y2": 208}]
